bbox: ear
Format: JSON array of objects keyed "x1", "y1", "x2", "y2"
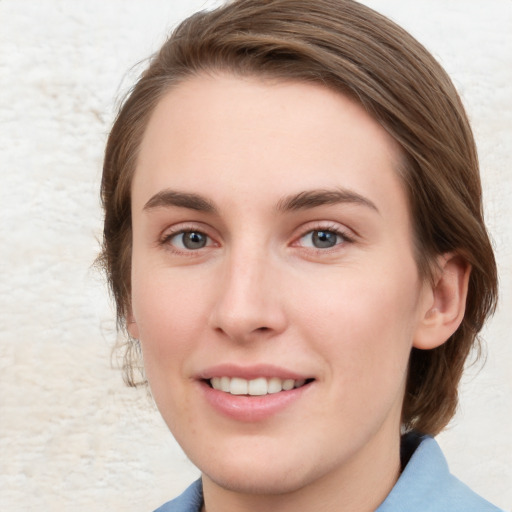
[
  {"x1": 126, "y1": 309, "x2": 140, "y2": 339},
  {"x1": 413, "y1": 254, "x2": 471, "y2": 350}
]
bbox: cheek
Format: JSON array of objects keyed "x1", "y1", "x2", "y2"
[
  {"x1": 130, "y1": 270, "x2": 210, "y2": 429},
  {"x1": 294, "y1": 259, "x2": 422, "y2": 379},
  {"x1": 130, "y1": 266, "x2": 209, "y2": 375}
]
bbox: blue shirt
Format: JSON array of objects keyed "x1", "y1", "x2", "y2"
[{"x1": 154, "y1": 434, "x2": 504, "y2": 511}]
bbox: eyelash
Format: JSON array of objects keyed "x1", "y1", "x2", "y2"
[
  {"x1": 294, "y1": 223, "x2": 354, "y2": 252},
  {"x1": 159, "y1": 225, "x2": 216, "y2": 256},
  {"x1": 159, "y1": 223, "x2": 354, "y2": 255}
]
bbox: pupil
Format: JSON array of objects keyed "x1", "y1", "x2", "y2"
[
  {"x1": 183, "y1": 232, "x2": 206, "y2": 249},
  {"x1": 312, "y1": 230, "x2": 337, "y2": 248}
]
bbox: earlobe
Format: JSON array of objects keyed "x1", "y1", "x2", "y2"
[{"x1": 413, "y1": 254, "x2": 471, "y2": 350}]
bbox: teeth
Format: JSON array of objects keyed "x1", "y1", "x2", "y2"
[
  {"x1": 282, "y1": 379, "x2": 294, "y2": 391},
  {"x1": 220, "y1": 376, "x2": 230, "y2": 392},
  {"x1": 248, "y1": 377, "x2": 267, "y2": 396},
  {"x1": 209, "y1": 377, "x2": 308, "y2": 395},
  {"x1": 230, "y1": 377, "x2": 248, "y2": 395},
  {"x1": 268, "y1": 377, "x2": 282, "y2": 394}
]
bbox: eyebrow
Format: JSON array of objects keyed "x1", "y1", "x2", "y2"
[
  {"x1": 142, "y1": 187, "x2": 378, "y2": 215},
  {"x1": 143, "y1": 190, "x2": 217, "y2": 213},
  {"x1": 276, "y1": 188, "x2": 379, "y2": 214}
]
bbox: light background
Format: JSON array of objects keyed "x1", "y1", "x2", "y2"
[{"x1": 0, "y1": 1, "x2": 510, "y2": 511}]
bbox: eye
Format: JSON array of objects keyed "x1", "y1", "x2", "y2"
[
  {"x1": 168, "y1": 230, "x2": 211, "y2": 250},
  {"x1": 299, "y1": 229, "x2": 345, "y2": 249}
]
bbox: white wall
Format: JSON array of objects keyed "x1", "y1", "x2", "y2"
[{"x1": 0, "y1": 1, "x2": 510, "y2": 511}]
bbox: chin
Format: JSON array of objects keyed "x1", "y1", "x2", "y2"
[
  {"x1": 197, "y1": 445, "x2": 331, "y2": 497},
  {"x1": 204, "y1": 465, "x2": 315, "y2": 496}
]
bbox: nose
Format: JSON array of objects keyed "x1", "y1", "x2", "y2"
[{"x1": 208, "y1": 249, "x2": 288, "y2": 342}]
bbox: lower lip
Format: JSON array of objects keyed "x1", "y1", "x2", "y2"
[{"x1": 200, "y1": 381, "x2": 312, "y2": 422}]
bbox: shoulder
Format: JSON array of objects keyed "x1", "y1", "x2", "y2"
[
  {"x1": 153, "y1": 480, "x2": 203, "y2": 512},
  {"x1": 377, "y1": 434, "x2": 505, "y2": 512}
]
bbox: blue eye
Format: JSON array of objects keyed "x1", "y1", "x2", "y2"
[
  {"x1": 300, "y1": 230, "x2": 343, "y2": 249},
  {"x1": 170, "y1": 231, "x2": 210, "y2": 250}
]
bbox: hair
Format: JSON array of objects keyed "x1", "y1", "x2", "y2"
[{"x1": 99, "y1": 0, "x2": 498, "y2": 435}]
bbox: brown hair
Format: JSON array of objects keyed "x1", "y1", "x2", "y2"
[{"x1": 99, "y1": 0, "x2": 497, "y2": 435}]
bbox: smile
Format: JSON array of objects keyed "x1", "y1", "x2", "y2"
[{"x1": 209, "y1": 376, "x2": 310, "y2": 395}]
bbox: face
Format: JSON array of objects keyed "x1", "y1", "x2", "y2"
[{"x1": 129, "y1": 74, "x2": 433, "y2": 499}]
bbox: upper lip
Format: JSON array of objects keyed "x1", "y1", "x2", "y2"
[{"x1": 197, "y1": 363, "x2": 312, "y2": 381}]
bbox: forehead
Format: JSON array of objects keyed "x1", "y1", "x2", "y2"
[{"x1": 133, "y1": 73, "x2": 407, "y2": 222}]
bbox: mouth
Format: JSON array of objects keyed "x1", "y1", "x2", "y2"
[{"x1": 206, "y1": 376, "x2": 314, "y2": 396}]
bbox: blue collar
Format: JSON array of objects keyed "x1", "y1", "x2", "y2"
[{"x1": 376, "y1": 433, "x2": 502, "y2": 512}]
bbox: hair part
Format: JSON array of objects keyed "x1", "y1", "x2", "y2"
[{"x1": 99, "y1": 0, "x2": 498, "y2": 435}]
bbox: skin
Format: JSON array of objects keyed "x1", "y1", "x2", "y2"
[{"x1": 128, "y1": 74, "x2": 469, "y2": 512}]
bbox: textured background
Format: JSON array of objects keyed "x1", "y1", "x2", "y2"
[{"x1": 0, "y1": 1, "x2": 510, "y2": 511}]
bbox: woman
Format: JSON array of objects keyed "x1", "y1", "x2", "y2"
[{"x1": 98, "y1": 1, "x2": 502, "y2": 510}]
